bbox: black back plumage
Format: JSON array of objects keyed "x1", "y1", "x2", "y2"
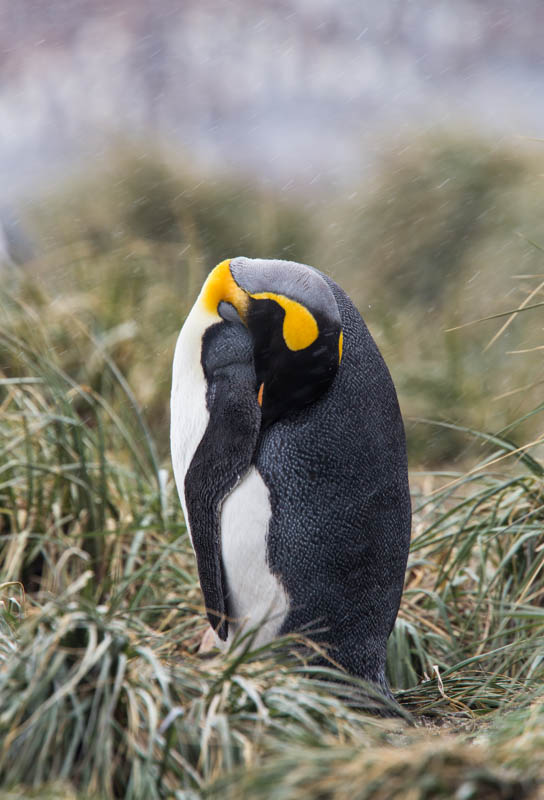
[{"x1": 254, "y1": 273, "x2": 411, "y2": 690}]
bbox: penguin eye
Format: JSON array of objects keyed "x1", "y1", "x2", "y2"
[{"x1": 218, "y1": 301, "x2": 243, "y2": 324}]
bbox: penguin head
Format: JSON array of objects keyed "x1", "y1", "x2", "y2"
[{"x1": 195, "y1": 257, "x2": 343, "y2": 425}]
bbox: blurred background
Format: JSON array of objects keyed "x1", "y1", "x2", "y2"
[{"x1": 2, "y1": 0, "x2": 544, "y2": 465}]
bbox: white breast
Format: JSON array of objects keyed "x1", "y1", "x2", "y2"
[
  {"x1": 170, "y1": 303, "x2": 214, "y2": 538},
  {"x1": 219, "y1": 466, "x2": 290, "y2": 649}
]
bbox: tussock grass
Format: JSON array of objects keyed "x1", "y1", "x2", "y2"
[
  {"x1": 2, "y1": 289, "x2": 544, "y2": 798},
  {"x1": 0, "y1": 291, "x2": 405, "y2": 797},
  {"x1": 0, "y1": 597, "x2": 404, "y2": 797},
  {"x1": 394, "y1": 442, "x2": 544, "y2": 702},
  {"x1": 212, "y1": 734, "x2": 538, "y2": 799},
  {"x1": 2, "y1": 141, "x2": 544, "y2": 795}
]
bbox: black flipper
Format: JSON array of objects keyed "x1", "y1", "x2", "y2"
[{"x1": 184, "y1": 320, "x2": 261, "y2": 640}]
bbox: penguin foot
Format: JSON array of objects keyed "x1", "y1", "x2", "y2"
[{"x1": 198, "y1": 625, "x2": 217, "y2": 653}]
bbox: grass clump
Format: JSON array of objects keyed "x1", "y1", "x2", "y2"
[
  {"x1": 212, "y1": 735, "x2": 537, "y2": 799},
  {"x1": 2, "y1": 282, "x2": 544, "y2": 798},
  {"x1": 2, "y1": 137, "x2": 544, "y2": 796},
  {"x1": 0, "y1": 292, "x2": 403, "y2": 797}
]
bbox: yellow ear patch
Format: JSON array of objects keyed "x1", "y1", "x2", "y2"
[
  {"x1": 249, "y1": 291, "x2": 319, "y2": 351},
  {"x1": 200, "y1": 259, "x2": 249, "y2": 319},
  {"x1": 338, "y1": 330, "x2": 343, "y2": 363}
]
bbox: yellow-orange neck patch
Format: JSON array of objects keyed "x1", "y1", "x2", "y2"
[
  {"x1": 338, "y1": 330, "x2": 343, "y2": 363},
  {"x1": 200, "y1": 259, "x2": 249, "y2": 319},
  {"x1": 249, "y1": 291, "x2": 318, "y2": 351}
]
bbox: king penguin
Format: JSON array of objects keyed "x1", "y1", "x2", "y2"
[{"x1": 170, "y1": 257, "x2": 411, "y2": 694}]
